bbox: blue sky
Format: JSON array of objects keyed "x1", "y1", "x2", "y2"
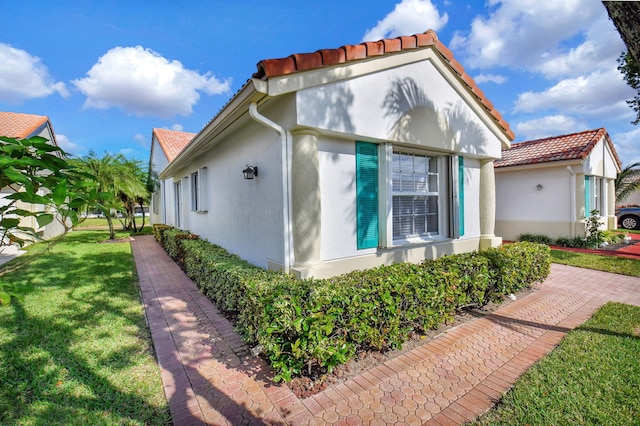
[{"x1": 1, "y1": 0, "x2": 638, "y2": 166}]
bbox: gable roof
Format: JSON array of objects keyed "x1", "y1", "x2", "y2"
[
  {"x1": 162, "y1": 30, "x2": 515, "y2": 178},
  {"x1": 254, "y1": 29, "x2": 514, "y2": 141},
  {"x1": 495, "y1": 128, "x2": 622, "y2": 169},
  {"x1": 153, "y1": 128, "x2": 196, "y2": 162},
  {"x1": 0, "y1": 111, "x2": 50, "y2": 139}
]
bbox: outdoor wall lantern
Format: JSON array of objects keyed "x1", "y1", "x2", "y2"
[
  {"x1": 536, "y1": 184, "x2": 543, "y2": 191},
  {"x1": 243, "y1": 165, "x2": 258, "y2": 180}
]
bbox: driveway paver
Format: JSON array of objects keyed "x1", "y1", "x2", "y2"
[{"x1": 131, "y1": 235, "x2": 640, "y2": 425}]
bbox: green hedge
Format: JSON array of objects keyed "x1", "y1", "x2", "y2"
[{"x1": 154, "y1": 225, "x2": 551, "y2": 381}]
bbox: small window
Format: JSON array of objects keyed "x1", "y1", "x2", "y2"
[
  {"x1": 191, "y1": 171, "x2": 199, "y2": 211},
  {"x1": 152, "y1": 191, "x2": 160, "y2": 214},
  {"x1": 174, "y1": 181, "x2": 182, "y2": 227},
  {"x1": 392, "y1": 152, "x2": 439, "y2": 240},
  {"x1": 190, "y1": 167, "x2": 208, "y2": 213}
]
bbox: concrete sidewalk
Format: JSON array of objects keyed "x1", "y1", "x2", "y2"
[
  {"x1": 131, "y1": 235, "x2": 640, "y2": 425},
  {"x1": 0, "y1": 245, "x2": 25, "y2": 266}
]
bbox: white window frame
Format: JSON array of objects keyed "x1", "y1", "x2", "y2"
[
  {"x1": 190, "y1": 171, "x2": 199, "y2": 212},
  {"x1": 588, "y1": 176, "x2": 607, "y2": 217},
  {"x1": 190, "y1": 167, "x2": 208, "y2": 213},
  {"x1": 174, "y1": 181, "x2": 182, "y2": 227},
  {"x1": 378, "y1": 144, "x2": 449, "y2": 247}
]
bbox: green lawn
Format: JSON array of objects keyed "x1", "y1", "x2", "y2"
[
  {"x1": 474, "y1": 302, "x2": 640, "y2": 425},
  {"x1": 551, "y1": 249, "x2": 640, "y2": 277},
  {"x1": 0, "y1": 231, "x2": 170, "y2": 425},
  {"x1": 75, "y1": 217, "x2": 111, "y2": 227}
]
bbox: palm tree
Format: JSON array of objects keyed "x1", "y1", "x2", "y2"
[
  {"x1": 616, "y1": 162, "x2": 640, "y2": 204},
  {"x1": 117, "y1": 157, "x2": 149, "y2": 233},
  {"x1": 73, "y1": 152, "x2": 146, "y2": 239}
]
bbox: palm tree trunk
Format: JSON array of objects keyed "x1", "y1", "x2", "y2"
[{"x1": 106, "y1": 214, "x2": 115, "y2": 240}]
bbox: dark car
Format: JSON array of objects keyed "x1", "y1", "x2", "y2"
[{"x1": 617, "y1": 207, "x2": 640, "y2": 230}]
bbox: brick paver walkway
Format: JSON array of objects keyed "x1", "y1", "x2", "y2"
[{"x1": 131, "y1": 235, "x2": 640, "y2": 425}]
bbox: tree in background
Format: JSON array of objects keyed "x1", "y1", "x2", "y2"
[
  {"x1": 73, "y1": 152, "x2": 149, "y2": 239},
  {"x1": 618, "y1": 51, "x2": 640, "y2": 125},
  {"x1": 615, "y1": 161, "x2": 640, "y2": 204},
  {"x1": 117, "y1": 157, "x2": 151, "y2": 233}
]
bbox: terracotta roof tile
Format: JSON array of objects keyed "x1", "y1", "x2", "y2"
[
  {"x1": 318, "y1": 48, "x2": 346, "y2": 64},
  {"x1": 253, "y1": 30, "x2": 514, "y2": 141},
  {"x1": 495, "y1": 128, "x2": 622, "y2": 169},
  {"x1": 0, "y1": 111, "x2": 49, "y2": 139},
  {"x1": 292, "y1": 52, "x2": 323, "y2": 71},
  {"x1": 398, "y1": 35, "x2": 417, "y2": 49},
  {"x1": 364, "y1": 40, "x2": 385, "y2": 56},
  {"x1": 382, "y1": 38, "x2": 401, "y2": 52},
  {"x1": 153, "y1": 128, "x2": 196, "y2": 162}
]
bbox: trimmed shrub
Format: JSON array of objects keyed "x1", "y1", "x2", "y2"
[
  {"x1": 154, "y1": 227, "x2": 551, "y2": 381},
  {"x1": 483, "y1": 242, "x2": 551, "y2": 297},
  {"x1": 152, "y1": 223, "x2": 172, "y2": 244},
  {"x1": 517, "y1": 233, "x2": 552, "y2": 245},
  {"x1": 162, "y1": 228, "x2": 199, "y2": 264}
]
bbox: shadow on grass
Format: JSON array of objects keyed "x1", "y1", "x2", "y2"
[{"x1": 0, "y1": 232, "x2": 171, "y2": 424}]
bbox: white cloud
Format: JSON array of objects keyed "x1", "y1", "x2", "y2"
[
  {"x1": 473, "y1": 73, "x2": 507, "y2": 84},
  {"x1": 134, "y1": 133, "x2": 147, "y2": 146},
  {"x1": 119, "y1": 148, "x2": 137, "y2": 157},
  {"x1": 612, "y1": 127, "x2": 640, "y2": 166},
  {"x1": 0, "y1": 43, "x2": 68, "y2": 102},
  {"x1": 536, "y1": 15, "x2": 624, "y2": 79},
  {"x1": 515, "y1": 115, "x2": 588, "y2": 140},
  {"x1": 171, "y1": 123, "x2": 184, "y2": 131},
  {"x1": 56, "y1": 134, "x2": 82, "y2": 155},
  {"x1": 514, "y1": 68, "x2": 636, "y2": 117},
  {"x1": 73, "y1": 46, "x2": 231, "y2": 118},
  {"x1": 450, "y1": 1, "x2": 609, "y2": 73},
  {"x1": 362, "y1": 0, "x2": 448, "y2": 41}
]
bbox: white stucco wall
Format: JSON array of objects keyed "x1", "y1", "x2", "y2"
[
  {"x1": 165, "y1": 114, "x2": 286, "y2": 270},
  {"x1": 297, "y1": 57, "x2": 503, "y2": 159},
  {"x1": 149, "y1": 139, "x2": 169, "y2": 225},
  {"x1": 461, "y1": 158, "x2": 481, "y2": 239},
  {"x1": 583, "y1": 138, "x2": 619, "y2": 179},
  {"x1": 318, "y1": 137, "x2": 361, "y2": 261},
  {"x1": 496, "y1": 166, "x2": 572, "y2": 223},
  {"x1": 621, "y1": 191, "x2": 640, "y2": 206}
]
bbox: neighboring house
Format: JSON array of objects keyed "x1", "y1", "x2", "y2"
[
  {"x1": 0, "y1": 111, "x2": 66, "y2": 242},
  {"x1": 617, "y1": 174, "x2": 640, "y2": 207},
  {"x1": 149, "y1": 128, "x2": 196, "y2": 224},
  {"x1": 620, "y1": 192, "x2": 640, "y2": 207},
  {"x1": 152, "y1": 30, "x2": 514, "y2": 279},
  {"x1": 495, "y1": 128, "x2": 621, "y2": 241}
]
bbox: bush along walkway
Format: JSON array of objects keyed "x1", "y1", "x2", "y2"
[{"x1": 131, "y1": 235, "x2": 640, "y2": 425}]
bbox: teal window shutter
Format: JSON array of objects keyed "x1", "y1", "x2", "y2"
[
  {"x1": 458, "y1": 156, "x2": 464, "y2": 236},
  {"x1": 584, "y1": 175, "x2": 591, "y2": 217},
  {"x1": 356, "y1": 142, "x2": 378, "y2": 249}
]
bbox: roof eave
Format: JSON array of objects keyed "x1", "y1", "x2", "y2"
[
  {"x1": 160, "y1": 79, "x2": 268, "y2": 179},
  {"x1": 495, "y1": 158, "x2": 583, "y2": 172}
]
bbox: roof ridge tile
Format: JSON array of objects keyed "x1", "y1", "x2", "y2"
[{"x1": 252, "y1": 29, "x2": 513, "y2": 140}]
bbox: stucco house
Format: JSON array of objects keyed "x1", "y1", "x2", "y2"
[
  {"x1": 0, "y1": 111, "x2": 67, "y2": 242},
  {"x1": 151, "y1": 30, "x2": 515, "y2": 279},
  {"x1": 495, "y1": 128, "x2": 621, "y2": 241},
  {"x1": 619, "y1": 189, "x2": 640, "y2": 207},
  {"x1": 149, "y1": 128, "x2": 196, "y2": 220}
]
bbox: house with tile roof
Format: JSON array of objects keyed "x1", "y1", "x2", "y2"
[
  {"x1": 495, "y1": 128, "x2": 621, "y2": 241},
  {"x1": 153, "y1": 30, "x2": 514, "y2": 279},
  {"x1": 148, "y1": 128, "x2": 196, "y2": 223},
  {"x1": 0, "y1": 111, "x2": 67, "y2": 242}
]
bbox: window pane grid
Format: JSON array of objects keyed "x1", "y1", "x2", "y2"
[{"x1": 392, "y1": 151, "x2": 439, "y2": 240}]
